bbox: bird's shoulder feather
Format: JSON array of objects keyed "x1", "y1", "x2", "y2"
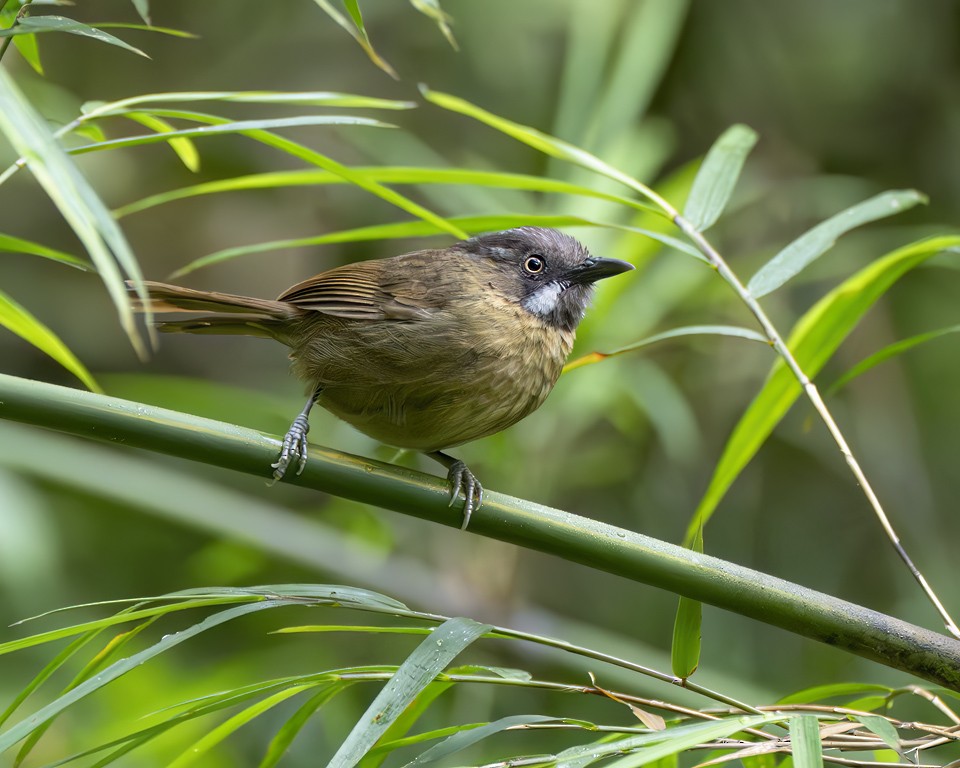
[{"x1": 277, "y1": 250, "x2": 453, "y2": 321}]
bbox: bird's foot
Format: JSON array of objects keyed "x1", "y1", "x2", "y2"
[
  {"x1": 272, "y1": 413, "x2": 311, "y2": 480},
  {"x1": 446, "y1": 460, "x2": 483, "y2": 530}
]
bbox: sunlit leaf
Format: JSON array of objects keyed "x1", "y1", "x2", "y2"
[
  {"x1": 113, "y1": 166, "x2": 659, "y2": 219},
  {"x1": 0, "y1": 16, "x2": 149, "y2": 57},
  {"x1": 671, "y1": 527, "x2": 703, "y2": 679},
  {"x1": 12, "y1": 32, "x2": 42, "y2": 74},
  {"x1": 686, "y1": 236, "x2": 960, "y2": 543},
  {"x1": 748, "y1": 190, "x2": 927, "y2": 297},
  {"x1": 408, "y1": 0, "x2": 456, "y2": 49},
  {"x1": 168, "y1": 686, "x2": 313, "y2": 768},
  {"x1": 682, "y1": 124, "x2": 757, "y2": 232},
  {"x1": 258, "y1": 686, "x2": 345, "y2": 768},
  {"x1": 778, "y1": 682, "x2": 894, "y2": 705},
  {"x1": 0, "y1": 601, "x2": 284, "y2": 752},
  {"x1": 0, "y1": 233, "x2": 90, "y2": 269},
  {"x1": 0, "y1": 289, "x2": 100, "y2": 392},
  {"x1": 124, "y1": 111, "x2": 201, "y2": 171},
  {"x1": 327, "y1": 617, "x2": 491, "y2": 768}
]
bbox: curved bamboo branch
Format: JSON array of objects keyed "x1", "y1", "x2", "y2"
[{"x1": 1, "y1": 372, "x2": 959, "y2": 690}]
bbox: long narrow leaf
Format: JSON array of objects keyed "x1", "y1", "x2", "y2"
[
  {"x1": 556, "y1": 715, "x2": 778, "y2": 768},
  {"x1": 683, "y1": 125, "x2": 757, "y2": 232},
  {"x1": 564, "y1": 325, "x2": 768, "y2": 373},
  {"x1": 78, "y1": 106, "x2": 466, "y2": 240},
  {"x1": 171, "y1": 213, "x2": 695, "y2": 278},
  {"x1": 0, "y1": 601, "x2": 284, "y2": 752},
  {"x1": 114, "y1": 167, "x2": 659, "y2": 218},
  {"x1": 828, "y1": 323, "x2": 960, "y2": 394},
  {"x1": 258, "y1": 685, "x2": 346, "y2": 768},
  {"x1": 748, "y1": 190, "x2": 927, "y2": 297},
  {"x1": 70, "y1": 115, "x2": 394, "y2": 154},
  {"x1": 407, "y1": 0, "x2": 456, "y2": 48},
  {"x1": 0, "y1": 289, "x2": 100, "y2": 392},
  {"x1": 0, "y1": 233, "x2": 90, "y2": 270},
  {"x1": 0, "y1": 16, "x2": 148, "y2": 57},
  {"x1": 420, "y1": 86, "x2": 672, "y2": 214},
  {"x1": 80, "y1": 90, "x2": 416, "y2": 114},
  {"x1": 124, "y1": 112, "x2": 200, "y2": 171},
  {"x1": 167, "y1": 686, "x2": 313, "y2": 768},
  {"x1": 0, "y1": 68, "x2": 148, "y2": 356},
  {"x1": 789, "y1": 716, "x2": 823, "y2": 768},
  {"x1": 327, "y1": 617, "x2": 491, "y2": 768},
  {"x1": 312, "y1": 0, "x2": 397, "y2": 78},
  {"x1": 687, "y1": 235, "x2": 960, "y2": 542},
  {"x1": 403, "y1": 715, "x2": 558, "y2": 767}
]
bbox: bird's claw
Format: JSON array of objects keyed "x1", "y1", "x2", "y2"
[
  {"x1": 446, "y1": 460, "x2": 483, "y2": 530},
  {"x1": 272, "y1": 413, "x2": 311, "y2": 480}
]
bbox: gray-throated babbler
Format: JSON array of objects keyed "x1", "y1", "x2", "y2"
[{"x1": 133, "y1": 226, "x2": 633, "y2": 528}]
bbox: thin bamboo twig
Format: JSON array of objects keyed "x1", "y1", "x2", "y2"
[{"x1": 672, "y1": 215, "x2": 960, "y2": 639}]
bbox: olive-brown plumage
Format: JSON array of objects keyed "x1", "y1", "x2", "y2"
[{"x1": 133, "y1": 227, "x2": 633, "y2": 528}]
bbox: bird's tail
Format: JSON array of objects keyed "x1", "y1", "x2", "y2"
[{"x1": 129, "y1": 280, "x2": 299, "y2": 341}]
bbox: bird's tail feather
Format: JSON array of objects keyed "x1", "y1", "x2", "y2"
[{"x1": 129, "y1": 280, "x2": 297, "y2": 340}]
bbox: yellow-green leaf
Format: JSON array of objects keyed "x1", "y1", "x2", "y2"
[
  {"x1": 686, "y1": 235, "x2": 960, "y2": 543},
  {"x1": 0, "y1": 288, "x2": 101, "y2": 393}
]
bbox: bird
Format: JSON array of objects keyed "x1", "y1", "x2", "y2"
[{"x1": 131, "y1": 227, "x2": 633, "y2": 529}]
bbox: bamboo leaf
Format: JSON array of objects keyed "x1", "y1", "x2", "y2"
[
  {"x1": 0, "y1": 233, "x2": 90, "y2": 270},
  {"x1": 407, "y1": 0, "x2": 456, "y2": 49},
  {"x1": 683, "y1": 125, "x2": 757, "y2": 232},
  {"x1": 124, "y1": 111, "x2": 200, "y2": 171},
  {"x1": 113, "y1": 166, "x2": 659, "y2": 219},
  {"x1": 311, "y1": 0, "x2": 397, "y2": 78},
  {"x1": 71, "y1": 114, "x2": 394, "y2": 154},
  {"x1": 0, "y1": 68, "x2": 149, "y2": 357},
  {"x1": 828, "y1": 324, "x2": 960, "y2": 395},
  {"x1": 327, "y1": 617, "x2": 491, "y2": 768},
  {"x1": 686, "y1": 236, "x2": 960, "y2": 543},
  {"x1": 747, "y1": 190, "x2": 927, "y2": 298},
  {"x1": 852, "y1": 715, "x2": 900, "y2": 752},
  {"x1": 420, "y1": 86, "x2": 670, "y2": 213},
  {"x1": 0, "y1": 289, "x2": 101, "y2": 392},
  {"x1": 168, "y1": 686, "x2": 314, "y2": 768},
  {"x1": 92, "y1": 22, "x2": 197, "y2": 39},
  {"x1": 171, "y1": 213, "x2": 695, "y2": 278},
  {"x1": 402, "y1": 715, "x2": 558, "y2": 767},
  {"x1": 130, "y1": 0, "x2": 150, "y2": 25},
  {"x1": 0, "y1": 16, "x2": 149, "y2": 57},
  {"x1": 789, "y1": 716, "x2": 823, "y2": 768},
  {"x1": 12, "y1": 33, "x2": 42, "y2": 74},
  {"x1": 0, "y1": 601, "x2": 285, "y2": 752},
  {"x1": 258, "y1": 686, "x2": 346, "y2": 768},
  {"x1": 564, "y1": 325, "x2": 768, "y2": 373},
  {"x1": 778, "y1": 683, "x2": 893, "y2": 705},
  {"x1": 556, "y1": 715, "x2": 779, "y2": 768}
]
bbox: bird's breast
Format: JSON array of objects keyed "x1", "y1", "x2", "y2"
[{"x1": 293, "y1": 296, "x2": 574, "y2": 451}]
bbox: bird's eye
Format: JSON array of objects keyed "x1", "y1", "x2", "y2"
[{"x1": 523, "y1": 255, "x2": 545, "y2": 274}]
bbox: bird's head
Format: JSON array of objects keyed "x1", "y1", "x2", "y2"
[{"x1": 460, "y1": 227, "x2": 634, "y2": 332}]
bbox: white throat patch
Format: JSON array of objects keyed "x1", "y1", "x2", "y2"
[{"x1": 521, "y1": 281, "x2": 564, "y2": 318}]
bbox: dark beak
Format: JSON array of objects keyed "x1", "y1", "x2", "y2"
[{"x1": 568, "y1": 256, "x2": 635, "y2": 285}]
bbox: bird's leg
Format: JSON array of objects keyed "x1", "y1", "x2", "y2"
[
  {"x1": 272, "y1": 387, "x2": 322, "y2": 480},
  {"x1": 426, "y1": 451, "x2": 483, "y2": 530}
]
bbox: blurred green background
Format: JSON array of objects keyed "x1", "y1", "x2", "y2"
[{"x1": 2, "y1": 0, "x2": 960, "y2": 763}]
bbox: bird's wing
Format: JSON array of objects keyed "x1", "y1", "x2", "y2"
[{"x1": 278, "y1": 253, "x2": 445, "y2": 321}]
